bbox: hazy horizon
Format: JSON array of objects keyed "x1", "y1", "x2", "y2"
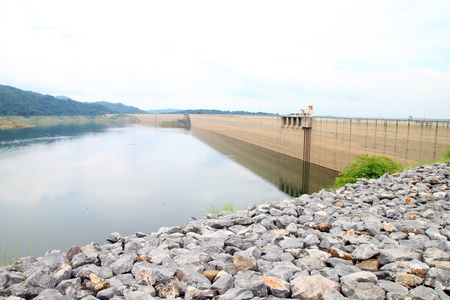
[{"x1": 1, "y1": 1, "x2": 449, "y2": 119}]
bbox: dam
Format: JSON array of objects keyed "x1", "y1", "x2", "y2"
[{"x1": 135, "y1": 113, "x2": 450, "y2": 172}]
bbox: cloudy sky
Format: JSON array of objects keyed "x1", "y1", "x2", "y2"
[{"x1": 0, "y1": 1, "x2": 449, "y2": 118}]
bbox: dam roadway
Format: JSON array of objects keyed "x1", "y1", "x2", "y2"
[{"x1": 134, "y1": 114, "x2": 450, "y2": 172}]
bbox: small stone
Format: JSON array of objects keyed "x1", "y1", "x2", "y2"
[
  {"x1": 380, "y1": 192, "x2": 395, "y2": 200},
  {"x1": 233, "y1": 254, "x2": 256, "y2": 271},
  {"x1": 423, "y1": 267, "x2": 450, "y2": 290},
  {"x1": 407, "y1": 285, "x2": 441, "y2": 299},
  {"x1": 66, "y1": 246, "x2": 83, "y2": 264},
  {"x1": 404, "y1": 197, "x2": 414, "y2": 204},
  {"x1": 34, "y1": 289, "x2": 68, "y2": 300},
  {"x1": 395, "y1": 273, "x2": 424, "y2": 287},
  {"x1": 137, "y1": 254, "x2": 150, "y2": 263},
  {"x1": 341, "y1": 280, "x2": 385, "y2": 300},
  {"x1": 340, "y1": 271, "x2": 378, "y2": 284},
  {"x1": 89, "y1": 273, "x2": 109, "y2": 293},
  {"x1": 355, "y1": 259, "x2": 380, "y2": 272},
  {"x1": 329, "y1": 247, "x2": 354, "y2": 263},
  {"x1": 423, "y1": 247, "x2": 450, "y2": 266},
  {"x1": 434, "y1": 261, "x2": 450, "y2": 271},
  {"x1": 110, "y1": 253, "x2": 134, "y2": 275},
  {"x1": 259, "y1": 276, "x2": 291, "y2": 298},
  {"x1": 315, "y1": 223, "x2": 332, "y2": 232},
  {"x1": 155, "y1": 278, "x2": 180, "y2": 299},
  {"x1": 378, "y1": 246, "x2": 421, "y2": 265},
  {"x1": 322, "y1": 288, "x2": 345, "y2": 300},
  {"x1": 202, "y1": 270, "x2": 220, "y2": 282},
  {"x1": 352, "y1": 244, "x2": 380, "y2": 261},
  {"x1": 211, "y1": 272, "x2": 233, "y2": 295},
  {"x1": 383, "y1": 223, "x2": 397, "y2": 232}
]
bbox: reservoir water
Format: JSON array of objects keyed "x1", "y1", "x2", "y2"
[{"x1": 0, "y1": 123, "x2": 337, "y2": 259}]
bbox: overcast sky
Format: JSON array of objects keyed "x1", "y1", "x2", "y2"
[{"x1": 1, "y1": 1, "x2": 449, "y2": 118}]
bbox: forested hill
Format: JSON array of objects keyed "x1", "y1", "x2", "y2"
[
  {"x1": 94, "y1": 101, "x2": 147, "y2": 114},
  {"x1": 0, "y1": 85, "x2": 113, "y2": 116}
]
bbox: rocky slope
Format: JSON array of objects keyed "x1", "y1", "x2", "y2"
[{"x1": 1, "y1": 162, "x2": 450, "y2": 299}]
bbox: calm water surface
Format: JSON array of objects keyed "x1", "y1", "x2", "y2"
[{"x1": 0, "y1": 123, "x2": 336, "y2": 258}]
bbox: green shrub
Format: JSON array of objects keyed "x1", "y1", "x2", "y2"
[
  {"x1": 333, "y1": 154, "x2": 401, "y2": 188},
  {"x1": 443, "y1": 146, "x2": 450, "y2": 161}
]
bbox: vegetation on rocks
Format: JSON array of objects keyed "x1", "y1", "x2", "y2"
[
  {"x1": 206, "y1": 202, "x2": 244, "y2": 215},
  {"x1": 332, "y1": 154, "x2": 402, "y2": 189}
]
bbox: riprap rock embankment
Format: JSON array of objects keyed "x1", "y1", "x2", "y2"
[{"x1": 1, "y1": 162, "x2": 450, "y2": 299}]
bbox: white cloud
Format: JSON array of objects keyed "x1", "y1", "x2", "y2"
[{"x1": 0, "y1": 0, "x2": 449, "y2": 118}]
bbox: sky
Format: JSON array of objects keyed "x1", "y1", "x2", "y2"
[{"x1": 0, "y1": 0, "x2": 449, "y2": 119}]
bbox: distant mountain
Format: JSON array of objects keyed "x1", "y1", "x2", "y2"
[
  {"x1": 94, "y1": 101, "x2": 147, "y2": 114},
  {"x1": 145, "y1": 108, "x2": 182, "y2": 114},
  {"x1": 0, "y1": 85, "x2": 113, "y2": 116},
  {"x1": 169, "y1": 109, "x2": 278, "y2": 116}
]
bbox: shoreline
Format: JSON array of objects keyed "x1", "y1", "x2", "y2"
[{"x1": 1, "y1": 162, "x2": 449, "y2": 299}]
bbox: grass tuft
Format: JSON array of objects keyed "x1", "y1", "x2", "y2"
[
  {"x1": 206, "y1": 202, "x2": 244, "y2": 215},
  {"x1": 1, "y1": 240, "x2": 19, "y2": 267}
]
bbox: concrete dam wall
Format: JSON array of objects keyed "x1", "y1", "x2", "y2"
[
  {"x1": 190, "y1": 115, "x2": 450, "y2": 172},
  {"x1": 135, "y1": 114, "x2": 450, "y2": 172}
]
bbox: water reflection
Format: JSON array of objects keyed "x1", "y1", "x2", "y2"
[
  {"x1": 0, "y1": 122, "x2": 110, "y2": 150},
  {"x1": 192, "y1": 127, "x2": 338, "y2": 195},
  {"x1": 0, "y1": 125, "x2": 288, "y2": 258}
]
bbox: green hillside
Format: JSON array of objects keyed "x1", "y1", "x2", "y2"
[
  {"x1": 94, "y1": 101, "x2": 147, "y2": 114},
  {"x1": 0, "y1": 85, "x2": 113, "y2": 116}
]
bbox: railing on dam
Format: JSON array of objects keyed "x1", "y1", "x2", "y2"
[{"x1": 134, "y1": 114, "x2": 450, "y2": 172}]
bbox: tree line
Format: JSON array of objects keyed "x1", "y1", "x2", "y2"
[{"x1": 0, "y1": 85, "x2": 147, "y2": 116}]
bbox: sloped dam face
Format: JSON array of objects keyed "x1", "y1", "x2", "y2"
[{"x1": 183, "y1": 114, "x2": 450, "y2": 172}]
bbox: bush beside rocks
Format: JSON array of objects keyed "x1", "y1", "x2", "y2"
[{"x1": 1, "y1": 162, "x2": 450, "y2": 299}]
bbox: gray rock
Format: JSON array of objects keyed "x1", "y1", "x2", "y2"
[
  {"x1": 291, "y1": 275, "x2": 340, "y2": 299},
  {"x1": 106, "y1": 232, "x2": 122, "y2": 243},
  {"x1": 322, "y1": 288, "x2": 345, "y2": 300},
  {"x1": 234, "y1": 271, "x2": 268, "y2": 298},
  {"x1": 378, "y1": 246, "x2": 421, "y2": 265},
  {"x1": 341, "y1": 280, "x2": 386, "y2": 300},
  {"x1": 310, "y1": 267, "x2": 339, "y2": 282},
  {"x1": 352, "y1": 243, "x2": 380, "y2": 261},
  {"x1": 424, "y1": 267, "x2": 450, "y2": 290},
  {"x1": 211, "y1": 272, "x2": 233, "y2": 295},
  {"x1": 34, "y1": 289, "x2": 70, "y2": 300},
  {"x1": 378, "y1": 279, "x2": 408, "y2": 294},
  {"x1": 304, "y1": 234, "x2": 320, "y2": 247},
  {"x1": 406, "y1": 285, "x2": 441, "y2": 299},
  {"x1": 176, "y1": 266, "x2": 211, "y2": 290},
  {"x1": 123, "y1": 285, "x2": 156, "y2": 300},
  {"x1": 131, "y1": 262, "x2": 173, "y2": 285},
  {"x1": 340, "y1": 271, "x2": 378, "y2": 284},
  {"x1": 216, "y1": 288, "x2": 253, "y2": 300},
  {"x1": 38, "y1": 250, "x2": 70, "y2": 272},
  {"x1": 423, "y1": 247, "x2": 450, "y2": 266},
  {"x1": 267, "y1": 262, "x2": 301, "y2": 282},
  {"x1": 5, "y1": 270, "x2": 57, "y2": 299},
  {"x1": 72, "y1": 264, "x2": 113, "y2": 279}
]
